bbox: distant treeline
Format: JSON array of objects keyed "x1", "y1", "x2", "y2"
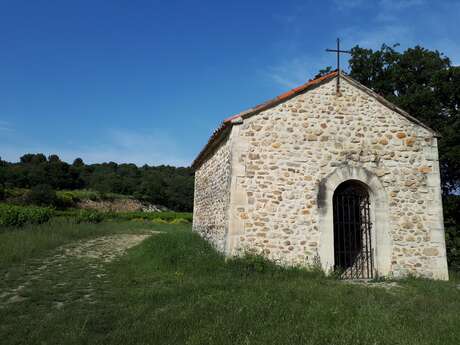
[{"x1": 0, "y1": 154, "x2": 194, "y2": 211}]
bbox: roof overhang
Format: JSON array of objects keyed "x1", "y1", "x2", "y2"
[
  {"x1": 191, "y1": 71, "x2": 338, "y2": 169},
  {"x1": 191, "y1": 71, "x2": 439, "y2": 170}
]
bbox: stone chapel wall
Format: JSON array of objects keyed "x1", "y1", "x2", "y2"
[
  {"x1": 227, "y1": 77, "x2": 448, "y2": 279},
  {"x1": 193, "y1": 135, "x2": 232, "y2": 252}
]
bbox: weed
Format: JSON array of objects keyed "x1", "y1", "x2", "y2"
[
  {"x1": 0, "y1": 204, "x2": 53, "y2": 227},
  {"x1": 0, "y1": 223, "x2": 459, "y2": 345}
]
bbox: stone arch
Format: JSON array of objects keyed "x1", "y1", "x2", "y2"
[{"x1": 317, "y1": 165, "x2": 392, "y2": 277}]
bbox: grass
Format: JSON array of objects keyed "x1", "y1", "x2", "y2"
[
  {"x1": 56, "y1": 189, "x2": 133, "y2": 201},
  {"x1": 105, "y1": 210, "x2": 193, "y2": 222},
  {"x1": 5, "y1": 188, "x2": 132, "y2": 202},
  {"x1": 0, "y1": 221, "x2": 459, "y2": 345},
  {"x1": 53, "y1": 209, "x2": 193, "y2": 223},
  {"x1": 0, "y1": 218, "x2": 153, "y2": 267}
]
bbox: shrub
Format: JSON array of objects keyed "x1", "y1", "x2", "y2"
[
  {"x1": 24, "y1": 184, "x2": 57, "y2": 206},
  {"x1": 444, "y1": 195, "x2": 460, "y2": 271},
  {"x1": 52, "y1": 209, "x2": 192, "y2": 224},
  {"x1": 57, "y1": 191, "x2": 79, "y2": 202},
  {"x1": 74, "y1": 210, "x2": 104, "y2": 224},
  {"x1": 170, "y1": 218, "x2": 190, "y2": 225},
  {"x1": 0, "y1": 204, "x2": 53, "y2": 227},
  {"x1": 78, "y1": 190, "x2": 100, "y2": 201},
  {"x1": 151, "y1": 218, "x2": 168, "y2": 224},
  {"x1": 229, "y1": 253, "x2": 280, "y2": 278},
  {"x1": 55, "y1": 193, "x2": 76, "y2": 209},
  {"x1": 4, "y1": 188, "x2": 29, "y2": 199},
  {"x1": 56, "y1": 190, "x2": 100, "y2": 202},
  {"x1": 105, "y1": 211, "x2": 192, "y2": 223},
  {"x1": 0, "y1": 186, "x2": 4, "y2": 201}
]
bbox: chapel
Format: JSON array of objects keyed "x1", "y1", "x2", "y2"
[{"x1": 191, "y1": 71, "x2": 448, "y2": 280}]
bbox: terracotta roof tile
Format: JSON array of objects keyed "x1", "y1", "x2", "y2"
[
  {"x1": 191, "y1": 71, "x2": 339, "y2": 169},
  {"x1": 191, "y1": 70, "x2": 439, "y2": 169}
]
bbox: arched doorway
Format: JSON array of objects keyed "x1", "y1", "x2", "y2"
[{"x1": 333, "y1": 180, "x2": 374, "y2": 279}]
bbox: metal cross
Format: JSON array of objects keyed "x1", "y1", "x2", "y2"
[{"x1": 326, "y1": 38, "x2": 351, "y2": 95}]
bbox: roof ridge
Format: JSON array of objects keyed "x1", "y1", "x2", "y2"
[
  {"x1": 191, "y1": 71, "x2": 338, "y2": 169},
  {"x1": 223, "y1": 70, "x2": 338, "y2": 124},
  {"x1": 191, "y1": 70, "x2": 437, "y2": 169},
  {"x1": 340, "y1": 74, "x2": 438, "y2": 136}
]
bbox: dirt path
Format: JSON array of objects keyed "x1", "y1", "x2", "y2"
[
  {"x1": 63, "y1": 233, "x2": 154, "y2": 262},
  {"x1": 0, "y1": 231, "x2": 159, "y2": 308}
]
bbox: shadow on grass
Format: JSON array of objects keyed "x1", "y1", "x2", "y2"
[
  {"x1": 102, "y1": 228, "x2": 460, "y2": 345},
  {"x1": 1, "y1": 223, "x2": 459, "y2": 345}
]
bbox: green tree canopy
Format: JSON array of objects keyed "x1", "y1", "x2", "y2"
[
  {"x1": 346, "y1": 44, "x2": 460, "y2": 194},
  {"x1": 330, "y1": 44, "x2": 460, "y2": 269},
  {"x1": 0, "y1": 155, "x2": 194, "y2": 211}
]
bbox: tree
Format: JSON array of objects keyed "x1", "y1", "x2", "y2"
[
  {"x1": 20, "y1": 153, "x2": 47, "y2": 164},
  {"x1": 347, "y1": 44, "x2": 460, "y2": 194},
  {"x1": 314, "y1": 66, "x2": 333, "y2": 79},
  {"x1": 47, "y1": 159, "x2": 73, "y2": 189},
  {"x1": 444, "y1": 195, "x2": 460, "y2": 270},
  {"x1": 326, "y1": 44, "x2": 460, "y2": 269},
  {"x1": 25, "y1": 184, "x2": 57, "y2": 206},
  {"x1": 0, "y1": 163, "x2": 4, "y2": 200},
  {"x1": 0, "y1": 154, "x2": 195, "y2": 211},
  {"x1": 72, "y1": 158, "x2": 84, "y2": 167},
  {"x1": 48, "y1": 154, "x2": 61, "y2": 163},
  {"x1": 0, "y1": 157, "x2": 6, "y2": 188}
]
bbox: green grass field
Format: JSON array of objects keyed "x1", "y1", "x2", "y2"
[{"x1": 0, "y1": 221, "x2": 459, "y2": 345}]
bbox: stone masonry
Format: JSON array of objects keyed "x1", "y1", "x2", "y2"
[
  {"x1": 193, "y1": 135, "x2": 232, "y2": 251},
  {"x1": 192, "y1": 72, "x2": 449, "y2": 280}
]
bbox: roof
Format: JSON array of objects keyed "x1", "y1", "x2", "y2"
[{"x1": 191, "y1": 70, "x2": 438, "y2": 170}]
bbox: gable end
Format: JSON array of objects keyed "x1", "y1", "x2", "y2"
[{"x1": 192, "y1": 71, "x2": 438, "y2": 170}]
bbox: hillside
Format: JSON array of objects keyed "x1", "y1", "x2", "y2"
[{"x1": 0, "y1": 153, "x2": 194, "y2": 212}]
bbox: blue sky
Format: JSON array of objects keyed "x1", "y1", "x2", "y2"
[{"x1": 1, "y1": 0, "x2": 459, "y2": 167}]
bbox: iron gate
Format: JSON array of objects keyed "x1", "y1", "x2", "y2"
[{"x1": 333, "y1": 181, "x2": 374, "y2": 279}]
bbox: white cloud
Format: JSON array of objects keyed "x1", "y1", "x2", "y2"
[
  {"x1": 341, "y1": 23, "x2": 415, "y2": 50},
  {"x1": 0, "y1": 120, "x2": 13, "y2": 132},
  {"x1": 379, "y1": 0, "x2": 425, "y2": 11},
  {"x1": 0, "y1": 128, "x2": 192, "y2": 167},
  {"x1": 340, "y1": 1, "x2": 460, "y2": 65},
  {"x1": 333, "y1": 0, "x2": 368, "y2": 11},
  {"x1": 264, "y1": 1, "x2": 459, "y2": 88},
  {"x1": 265, "y1": 0, "x2": 428, "y2": 89},
  {"x1": 435, "y1": 38, "x2": 460, "y2": 66},
  {"x1": 375, "y1": 0, "x2": 426, "y2": 22},
  {"x1": 338, "y1": 0, "x2": 425, "y2": 49},
  {"x1": 264, "y1": 58, "x2": 311, "y2": 88},
  {"x1": 335, "y1": 0, "x2": 426, "y2": 12},
  {"x1": 263, "y1": 55, "x2": 331, "y2": 89}
]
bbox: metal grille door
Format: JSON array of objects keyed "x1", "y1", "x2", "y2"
[{"x1": 333, "y1": 182, "x2": 374, "y2": 279}]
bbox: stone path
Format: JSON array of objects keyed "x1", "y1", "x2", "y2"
[
  {"x1": 63, "y1": 233, "x2": 154, "y2": 262},
  {"x1": 343, "y1": 279, "x2": 401, "y2": 290},
  {"x1": 0, "y1": 231, "x2": 158, "y2": 308}
]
